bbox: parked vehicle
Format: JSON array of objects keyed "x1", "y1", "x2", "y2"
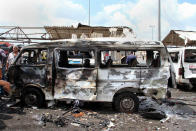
[
  {"x1": 168, "y1": 47, "x2": 196, "y2": 89},
  {"x1": 0, "y1": 42, "x2": 12, "y2": 55},
  {"x1": 7, "y1": 39, "x2": 173, "y2": 113}
]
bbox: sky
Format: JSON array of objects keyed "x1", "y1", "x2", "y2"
[{"x1": 0, "y1": 0, "x2": 196, "y2": 40}]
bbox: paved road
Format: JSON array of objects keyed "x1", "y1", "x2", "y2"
[{"x1": 0, "y1": 88, "x2": 195, "y2": 131}]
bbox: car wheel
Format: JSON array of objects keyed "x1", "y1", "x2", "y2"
[
  {"x1": 21, "y1": 88, "x2": 44, "y2": 107},
  {"x1": 113, "y1": 92, "x2": 139, "y2": 113}
]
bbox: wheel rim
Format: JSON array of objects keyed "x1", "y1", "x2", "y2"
[
  {"x1": 25, "y1": 93, "x2": 38, "y2": 106},
  {"x1": 120, "y1": 97, "x2": 134, "y2": 111}
]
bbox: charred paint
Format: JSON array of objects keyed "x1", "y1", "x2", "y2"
[
  {"x1": 15, "y1": 66, "x2": 46, "y2": 87},
  {"x1": 8, "y1": 40, "x2": 172, "y2": 102},
  {"x1": 54, "y1": 68, "x2": 97, "y2": 101}
]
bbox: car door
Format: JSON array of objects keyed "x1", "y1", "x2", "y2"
[
  {"x1": 96, "y1": 50, "x2": 141, "y2": 102},
  {"x1": 11, "y1": 48, "x2": 48, "y2": 88},
  {"x1": 139, "y1": 50, "x2": 169, "y2": 99},
  {"x1": 53, "y1": 48, "x2": 97, "y2": 101}
]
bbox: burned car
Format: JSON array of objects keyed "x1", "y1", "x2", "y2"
[{"x1": 7, "y1": 40, "x2": 172, "y2": 113}]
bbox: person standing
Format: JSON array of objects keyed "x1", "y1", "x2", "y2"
[
  {"x1": 6, "y1": 45, "x2": 19, "y2": 70},
  {"x1": 0, "y1": 49, "x2": 6, "y2": 79},
  {"x1": 126, "y1": 51, "x2": 137, "y2": 66},
  {"x1": 0, "y1": 48, "x2": 11, "y2": 96},
  {"x1": 104, "y1": 51, "x2": 109, "y2": 63}
]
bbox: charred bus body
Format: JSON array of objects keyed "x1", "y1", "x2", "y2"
[{"x1": 7, "y1": 40, "x2": 173, "y2": 113}]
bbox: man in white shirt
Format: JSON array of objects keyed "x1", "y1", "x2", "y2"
[{"x1": 6, "y1": 45, "x2": 19, "y2": 70}]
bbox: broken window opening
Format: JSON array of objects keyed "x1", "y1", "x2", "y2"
[
  {"x1": 169, "y1": 52, "x2": 179, "y2": 63},
  {"x1": 184, "y1": 49, "x2": 196, "y2": 63},
  {"x1": 100, "y1": 50, "x2": 160, "y2": 68},
  {"x1": 57, "y1": 49, "x2": 95, "y2": 68},
  {"x1": 16, "y1": 48, "x2": 47, "y2": 65}
]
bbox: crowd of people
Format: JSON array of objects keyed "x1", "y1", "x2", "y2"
[{"x1": 0, "y1": 45, "x2": 19, "y2": 98}]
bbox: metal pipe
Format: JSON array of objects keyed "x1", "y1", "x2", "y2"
[
  {"x1": 0, "y1": 37, "x2": 54, "y2": 40},
  {"x1": 89, "y1": 0, "x2": 90, "y2": 26},
  {"x1": 0, "y1": 26, "x2": 44, "y2": 29},
  {"x1": 149, "y1": 25, "x2": 155, "y2": 40},
  {"x1": 158, "y1": 0, "x2": 161, "y2": 41}
]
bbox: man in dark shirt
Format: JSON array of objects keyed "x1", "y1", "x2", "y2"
[{"x1": 126, "y1": 52, "x2": 137, "y2": 66}]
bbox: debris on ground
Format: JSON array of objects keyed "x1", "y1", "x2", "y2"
[
  {"x1": 32, "y1": 106, "x2": 38, "y2": 110},
  {"x1": 160, "y1": 116, "x2": 170, "y2": 123},
  {"x1": 47, "y1": 100, "x2": 56, "y2": 108},
  {"x1": 6, "y1": 98, "x2": 19, "y2": 107},
  {"x1": 72, "y1": 112, "x2": 85, "y2": 117},
  {"x1": 32, "y1": 100, "x2": 113, "y2": 130},
  {"x1": 139, "y1": 97, "x2": 169, "y2": 120},
  {"x1": 33, "y1": 113, "x2": 68, "y2": 127},
  {"x1": 141, "y1": 108, "x2": 166, "y2": 120},
  {"x1": 71, "y1": 123, "x2": 80, "y2": 127},
  {"x1": 36, "y1": 111, "x2": 112, "y2": 129},
  {"x1": 107, "y1": 121, "x2": 115, "y2": 128},
  {"x1": 1, "y1": 89, "x2": 196, "y2": 130}
]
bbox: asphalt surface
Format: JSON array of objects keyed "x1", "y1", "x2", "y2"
[{"x1": 0, "y1": 88, "x2": 196, "y2": 131}]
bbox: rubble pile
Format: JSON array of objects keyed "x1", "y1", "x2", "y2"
[
  {"x1": 0, "y1": 97, "x2": 23, "y2": 114},
  {"x1": 32, "y1": 101, "x2": 113, "y2": 130},
  {"x1": 27, "y1": 97, "x2": 196, "y2": 130},
  {"x1": 139, "y1": 97, "x2": 196, "y2": 120},
  {"x1": 33, "y1": 111, "x2": 113, "y2": 130},
  {"x1": 1, "y1": 90, "x2": 196, "y2": 131},
  {"x1": 31, "y1": 98, "x2": 176, "y2": 130}
]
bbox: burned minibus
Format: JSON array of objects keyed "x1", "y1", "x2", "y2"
[{"x1": 7, "y1": 40, "x2": 172, "y2": 113}]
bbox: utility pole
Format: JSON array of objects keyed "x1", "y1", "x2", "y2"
[
  {"x1": 89, "y1": 0, "x2": 90, "y2": 26},
  {"x1": 149, "y1": 25, "x2": 155, "y2": 40},
  {"x1": 158, "y1": 0, "x2": 161, "y2": 41}
]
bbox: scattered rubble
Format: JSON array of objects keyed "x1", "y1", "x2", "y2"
[
  {"x1": 141, "y1": 108, "x2": 166, "y2": 120},
  {"x1": 71, "y1": 123, "x2": 80, "y2": 127},
  {"x1": 32, "y1": 100, "x2": 113, "y2": 130},
  {"x1": 47, "y1": 100, "x2": 56, "y2": 108},
  {"x1": 33, "y1": 111, "x2": 112, "y2": 130},
  {"x1": 72, "y1": 112, "x2": 85, "y2": 117},
  {"x1": 1, "y1": 89, "x2": 196, "y2": 130},
  {"x1": 30, "y1": 96, "x2": 196, "y2": 130}
]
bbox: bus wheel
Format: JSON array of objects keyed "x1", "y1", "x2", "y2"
[
  {"x1": 21, "y1": 88, "x2": 44, "y2": 108},
  {"x1": 113, "y1": 92, "x2": 139, "y2": 113}
]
